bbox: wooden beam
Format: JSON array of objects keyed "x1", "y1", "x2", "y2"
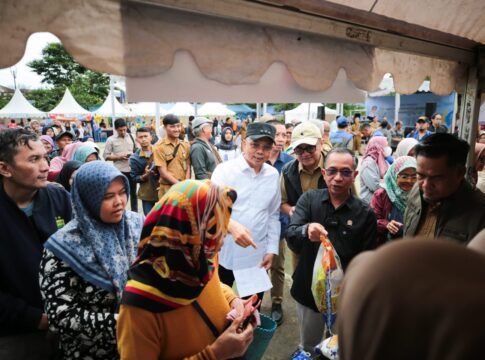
[
  {"x1": 131, "y1": 0, "x2": 476, "y2": 64},
  {"x1": 258, "y1": 0, "x2": 478, "y2": 51}
]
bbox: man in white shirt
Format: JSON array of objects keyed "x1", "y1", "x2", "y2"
[{"x1": 212, "y1": 122, "x2": 281, "y2": 300}]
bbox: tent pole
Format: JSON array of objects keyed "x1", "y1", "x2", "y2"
[
  {"x1": 110, "y1": 76, "x2": 116, "y2": 123},
  {"x1": 307, "y1": 103, "x2": 311, "y2": 120},
  {"x1": 394, "y1": 93, "x2": 400, "y2": 124},
  {"x1": 155, "y1": 102, "x2": 161, "y2": 138}
]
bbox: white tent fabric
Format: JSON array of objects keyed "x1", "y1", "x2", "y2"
[
  {"x1": 284, "y1": 103, "x2": 337, "y2": 123},
  {"x1": 197, "y1": 102, "x2": 235, "y2": 117},
  {"x1": 48, "y1": 88, "x2": 91, "y2": 116},
  {"x1": 95, "y1": 91, "x2": 133, "y2": 117},
  {"x1": 127, "y1": 52, "x2": 368, "y2": 103},
  {"x1": 129, "y1": 102, "x2": 167, "y2": 116},
  {"x1": 0, "y1": 0, "x2": 478, "y2": 97},
  {"x1": 0, "y1": 89, "x2": 45, "y2": 118},
  {"x1": 167, "y1": 102, "x2": 195, "y2": 116}
]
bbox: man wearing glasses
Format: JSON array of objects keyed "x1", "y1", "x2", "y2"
[
  {"x1": 280, "y1": 122, "x2": 328, "y2": 270},
  {"x1": 212, "y1": 122, "x2": 281, "y2": 301},
  {"x1": 286, "y1": 148, "x2": 377, "y2": 356}
]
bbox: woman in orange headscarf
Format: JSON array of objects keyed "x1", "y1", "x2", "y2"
[{"x1": 117, "y1": 180, "x2": 254, "y2": 360}]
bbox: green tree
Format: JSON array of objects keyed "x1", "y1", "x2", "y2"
[
  {"x1": 0, "y1": 93, "x2": 13, "y2": 109},
  {"x1": 27, "y1": 43, "x2": 109, "y2": 109}
]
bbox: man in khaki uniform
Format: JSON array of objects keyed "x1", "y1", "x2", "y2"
[{"x1": 153, "y1": 114, "x2": 190, "y2": 199}]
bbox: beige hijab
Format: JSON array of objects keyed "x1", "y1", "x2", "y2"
[{"x1": 338, "y1": 239, "x2": 485, "y2": 360}]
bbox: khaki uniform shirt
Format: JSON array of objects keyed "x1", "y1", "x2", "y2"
[
  {"x1": 153, "y1": 138, "x2": 190, "y2": 198},
  {"x1": 103, "y1": 133, "x2": 136, "y2": 172},
  {"x1": 280, "y1": 154, "x2": 325, "y2": 204}
]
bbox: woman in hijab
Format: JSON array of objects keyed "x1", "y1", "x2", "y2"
[
  {"x1": 338, "y1": 239, "x2": 485, "y2": 360},
  {"x1": 216, "y1": 127, "x2": 239, "y2": 161},
  {"x1": 72, "y1": 142, "x2": 100, "y2": 163},
  {"x1": 117, "y1": 180, "x2": 255, "y2": 360},
  {"x1": 370, "y1": 156, "x2": 417, "y2": 245},
  {"x1": 40, "y1": 161, "x2": 144, "y2": 359},
  {"x1": 55, "y1": 160, "x2": 82, "y2": 192},
  {"x1": 395, "y1": 137, "x2": 418, "y2": 157},
  {"x1": 42, "y1": 126, "x2": 56, "y2": 141},
  {"x1": 469, "y1": 143, "x2": 485, "y2": 191},
  {"x1": 359, "y1": 136, "x2": 390, "y2": 204},
  {"x1": 40, "y1": 135, "x2": 55, "y2": 157}
]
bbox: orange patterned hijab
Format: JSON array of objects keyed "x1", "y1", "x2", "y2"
[{"x1": 121, "y1": 180, "x2": 235, "y2": 312}]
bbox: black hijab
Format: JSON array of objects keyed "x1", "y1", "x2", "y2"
[
  {"x1": 216, "y1": 128, "x2": 237, "y2": 151},
  {"x1": 56, "y1": 160, "x2": 83, "y2": 192}
]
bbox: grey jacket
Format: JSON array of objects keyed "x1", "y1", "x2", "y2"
[
  {"x1": 189, "y1": 138, "x2": 219, "y2": 180},
  {"x1": 404, "y1": 181, "x2": 485, "y2": 243}
]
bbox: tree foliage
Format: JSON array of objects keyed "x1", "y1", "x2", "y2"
[
  {"x1": 27, "y1": 43, "x2": 109, "y2": 110},
  {"x1": 0, "y1": 93, "x2": 13, "y2": 109}
]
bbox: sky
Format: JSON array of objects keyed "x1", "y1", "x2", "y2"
[{"x1": 0, "y1": 32, "x2": 61, "y2": 90}]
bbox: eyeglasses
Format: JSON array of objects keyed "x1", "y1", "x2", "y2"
[
  {"x1": 397, "y1": 174, "x2": 417, "y2": 180},
  {"x1": 248, "y1": 141, "x2": 273, "y2": 152},
  {"x1": 325, "y1": 168, "x2": 354, "y2": 178},
  {"x1": 294, "y1": 145, "x2": 317, "y2": 155}
]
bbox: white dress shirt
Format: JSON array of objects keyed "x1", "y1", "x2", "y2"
[{"x1": 211, "y1": 154, "x2": 281, "y2": 270}]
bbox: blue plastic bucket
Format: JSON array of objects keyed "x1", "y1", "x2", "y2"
[{"x1": 244, "y1": 313, "x2": 277, "y2": 360}]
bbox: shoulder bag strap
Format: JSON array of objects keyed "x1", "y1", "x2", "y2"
[
  {"x1": 166, "y1": 143, "x2": 182, "y2": 166},
  {"x1": 192, "y1": 301, "x2": 220, "y2": 338}
]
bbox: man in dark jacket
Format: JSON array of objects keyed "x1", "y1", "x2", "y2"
[
  {"x1": 0, "y1": 129, "x2": 72, "y2": 357},
  {"x1": 190, "y1": 116, "x2": 222, "y2": 180},
  {"x1": 404, "y1": 133, "x2": 485, "y2": 242},
  {"x1": 286, "y1": 148, "x2": 376, "y2": 356},
  {"x1": 130, "y1": 127, "x2": 159, "y2": 215}
]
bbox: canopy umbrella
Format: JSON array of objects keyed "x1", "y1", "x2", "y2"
[
  {"x1": 0, "y1": 89, "x2": 45, "y2": 118},
  {"x1": 197, "y1": 102, "x2": 235, "y2": 117},
  {"x1": 48, "y1": 88, "x2": 91, "y2": 116},
  {"x1": 94, "y1": 91, "x2": 133, "y2": 117}
]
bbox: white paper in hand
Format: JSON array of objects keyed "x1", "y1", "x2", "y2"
[{"x1": 233, "y1": 266, "x2": 273, "y2": 298}]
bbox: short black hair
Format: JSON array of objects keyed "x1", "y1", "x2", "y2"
[
  {"x1": 353, "y1": 113, "x2": 361, "y2": 119},
  {"x1": 324, "y1": 147, "x2": 358, "y2": 169},
  {"x1": 0, "y1": 128, "x2": 38, "y2": 166},
  {"x1": 136, "y1": 127, "x2": 151, "y2": 134},
  {"x1": 361, "y1": 123, "x2": 371, "y2": 131},
  {"x1": 162, "y1": 114, "x2": 180, "y2": 126},
  {"x1": 431, "y1": 113, "x2": 440, "y2": 120},
  {"x1": 415, "y1": 133, "x2": 469, "y2": 168},
  {"x1": 188, "y1": 116, "x2": 195, "y2": 121},
  {"x1": 380, "y1": 121, "x2": 388, "y2": 128},
  {"x1": 285, "y1": 123, "x2": 294, "y2": 129},
  {"x1": 114, "y1": 118, "x2": 127, "y2": 129}
]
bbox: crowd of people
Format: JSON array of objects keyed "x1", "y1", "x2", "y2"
[{"x1": 0, "y1": 110, "x2": 484, "y2": 360}]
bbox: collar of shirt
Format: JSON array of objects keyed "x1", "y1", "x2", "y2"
[
  {"x1": 320, "y1": 189, "x2": 357, "y2": 211},
  {"x1": 298, "y1": 152, "x2": 324, "y2": 175},
  {"x1": 162, "y1": 137, "x2": 180, "y2": 146},
  {"x1": 139, "y1": 146, "x2": 152, "y2": 158},
  {"x1": 236, "y1": 154, "x2": 271, "y2": 176}
]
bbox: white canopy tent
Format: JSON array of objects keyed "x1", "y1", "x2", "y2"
[
  {"x1": 48, "y1": 88, "x2": 91, "y2": 116},
  {"x1": 130, "y1": 102, "x2": 168, "y2": 117},
  {"x1": 284, "y1": 103, "x2": 338, "y2": 124},
  {"x1": 0, "y1": 89, "x2": 45, "y2": 118},
  {"x1": 167, "y1": 102, "x2": 195, "y2": 117},
  {"x1": 197, "y1": 102, "x2": 235, "y2": 117},
  {"x1": 94, "y1": 91, "x2": 133, "y2": 117}
]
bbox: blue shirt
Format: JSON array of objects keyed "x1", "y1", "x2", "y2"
[
  {"x1": 407, "y1": 130, "x2": 432, "y2": 140},
  {"x1": 267, "y1": 151, "x2": 294, "y2": 239}
]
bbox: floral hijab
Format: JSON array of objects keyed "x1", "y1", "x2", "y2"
[
  {"x1": 44, "y1": 161, "x2": 144, "y2": 300},
  {"x1": 382, "y1": 156, "x2": 417, "y2": 213},
  {"x1": 121, "y1": 180, "x2": 236, "y2": 313}
]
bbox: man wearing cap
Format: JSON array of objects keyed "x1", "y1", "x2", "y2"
[
  {"x1": 153, "y1": 114, "x2": 190, "y2": 199},
  {"x1": 211, "y1": 122, "x2": 281, "y2": 300},
  {"x1": 280, "y1": 122, "x2": 327, "y2": 274},
  {"x1": 104, "y1": 118, "x2": 139, "y2": 212},
  {"x1": 329, "y1": 117, "x2": 354, "y2": 150},
  {"x1": 51, "y1": 131, "x2": 74, "y2": 158},
  {"x1": 407, "y1": 116, "x2": 432, "y2": 140},
  {"x1": 189, "y1": 116, "x2": 222, "y2": 180}
]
